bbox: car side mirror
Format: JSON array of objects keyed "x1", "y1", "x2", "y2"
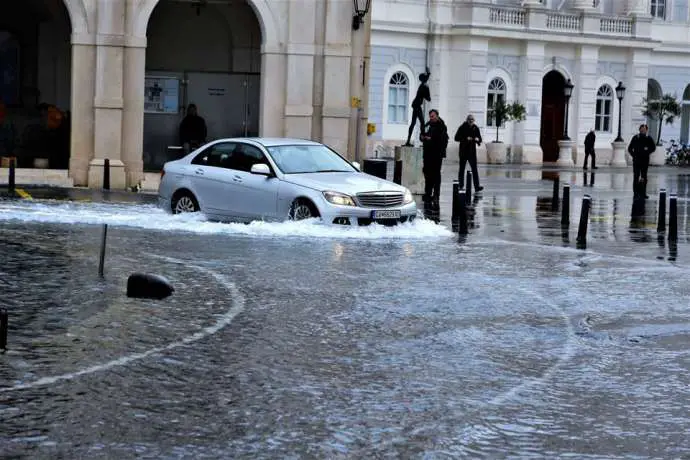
[
  {"x1": 250, "y1": 163, "x2": 271, "y2": 176},
  {"x1": 352, "y1": 161, "x2": 361, "y2": 171}
]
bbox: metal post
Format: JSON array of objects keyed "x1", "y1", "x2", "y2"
[
  {"x1": 8, "y1": 157, "x2": 15, "y2": 195},
  {"x1": 466, "y1": 171, "x2": 472, "y2": 203},
  {"x1": 657, "y1": 188, "x2": 666, "y2": 233},
  {"x1": 552, "y1": 176, "x2": 560, "y2": 211},
  {"x1": 669, "y1": 194, "x2": 677, "y2": 242},
  {"x1": 452, "y1": 181, "x2": 460, "y2": 221},
  {"x1": 576, "y1": 195, "x2": 592, "y2": 247},
  {"x1": 393, "y1": 159, "x2": 402, "y2": 185},
  {"x1": 457, "y1": 190, "x2": 468, "y2": 234},
  {"x1": 615, "y1": 96, "x2": 624, "y2": 142},
  {"x1": 561, "y1": 184, "x2": 570, "y2": 226},
  {"x1": 0, "y1": 309, "x2": 7, "y2": 352},
  {"x1": 98, "y1": 224, "x2": 108, "y2": 278},
  {"x1": 103, "y1": 158, "x2": 110, "y2": 190}
]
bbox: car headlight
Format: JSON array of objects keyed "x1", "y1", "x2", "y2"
[
  {"x1": 403, "y1": 189, "x2": 413, "y2": 204},
  {"x1": 323, "y1": 191, "x2": 356, "y2": 206}
]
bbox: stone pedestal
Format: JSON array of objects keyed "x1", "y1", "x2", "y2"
[
  {"x1": 557, "y1": 140, "x2": 575, "y2": 167},
  {"x1": 88, "y1": 159, "x2": 127, "y2": 189},
  {"x1": 394, "y1": 145, "x2": 424, "y2": 195},
  {"x1": 610, "y1": 140, "x2": 628, "y2": 167}
]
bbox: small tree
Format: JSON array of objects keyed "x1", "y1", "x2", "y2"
[
  {"x1": 489, "y1": 100, "x2": 527, "y2": 143},
  {"x1": 642, "y1": 93, "x2": 681, "y2": 145}
]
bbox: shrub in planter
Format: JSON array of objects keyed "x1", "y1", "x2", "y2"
[{"x1": 486, "y1": 100, "x2": 527, "y2": 163}]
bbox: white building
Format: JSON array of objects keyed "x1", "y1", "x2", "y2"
[
  {"x1": 367, "y1": 0, "x2": 690, "y2": 167},
  {"x1": 0, "y1": 0, "x2": 372, "y2": 189}
]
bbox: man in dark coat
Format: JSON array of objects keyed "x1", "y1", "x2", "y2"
[
  {"x1": 420, "y1": 109, "x2": 449, "y2": 206},
  {"x1": 584, "y1": 129, "x2": 596, "y2": 170},
  {"x1": 454, "y1": 114, "x2": 484, "y2": 192},
  {"x1": 627, "y1": 123, "x2": 656, "y2": 200},
  {"x1": 179, "y1": 103, "x2": 207, "y2": 152}
]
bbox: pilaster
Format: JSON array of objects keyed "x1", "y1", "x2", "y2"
[
  {"x1": 121, "y1": 44, "x2": 146, "y2": 187},
  {"x1": 625, "y1": 49, "x2": 650, "y2": 144},
  {"x1": 69, "y1": 42, "x2": 97, "y2": 186},
  {"x1": 516, "y1": 41, "x2": 545, "y2": 164},
  {"x1": 574, "y1": 45, "x2": 599, "y2": 166}
]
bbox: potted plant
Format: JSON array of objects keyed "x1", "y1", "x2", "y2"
[{"x1": 486, "y1": 100, "x2": 527, "y2": 164}]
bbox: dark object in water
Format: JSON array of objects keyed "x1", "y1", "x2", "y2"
[{"x1": 127, "y1": 273, "x2": 174, "y2": 300}]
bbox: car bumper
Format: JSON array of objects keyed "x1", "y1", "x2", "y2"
[{"x1": 318, "y1": 201, "x2": 418, "y2": 226}]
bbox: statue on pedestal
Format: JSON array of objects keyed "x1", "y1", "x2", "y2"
[{"x1": 404, "y1": 67, "x2": 431, "y2": 147}]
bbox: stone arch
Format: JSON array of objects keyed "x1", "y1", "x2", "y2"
[
  {"x1": 61, "y1": 0, "x2": 90, "y2": 34},
  {"x1": 135, "y1": 0, "x2": 280, "y2": 50}
]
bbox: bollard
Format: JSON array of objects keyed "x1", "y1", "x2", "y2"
[
  {"x1": 98, "y1": 224, "x2": 108, "y2": 278},
  {"x1": 657, "y1": 188, "x2": 667, "y2": 233},
  {"x1": 576, "y1": 194, "x2": 591, "y2": 247},
  {"x1": 457, "y1": 190, "x2": 468, "y2": 234},
  {"x1": 393, "y1": 160, "x2": 402, "y2": 185},
  {"x1": 0, "y1": 309, "x2": 7, "y2": 352},
  {"x1": 465, "y1": 171, "x2": 472, "y2": 203},
  {"x1": 561, "y1": 184, "x2": 570, "y2": 227},
  {"x1": 551, "y1": 176, "x2": 560, "y2": 211},
  {"x1": 103, "y1": 158, "x2": 110, "y2": 190},
  {"x1": 452, "y1": 181, "x2": 460, "y2": 221},
  {"x1": 8, "y1": 157, "x2": 16, "y2": 196},
  {"x1": 669, "y1": 194, "x2": 677, "y2": 242}
]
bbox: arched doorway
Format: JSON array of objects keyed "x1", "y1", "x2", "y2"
[
  {"x1": 646, "y1": 79, "x2": 662, "y2": 144},
  {"x1": 143, "y1": 0, "x2": 262, "y2": 171},
  {"x1": 0, "y1": 0, "x2": 71, "y2": 169},
  {"x1": 681, "y1": 85, "x2": 690, "y2": 145},
  {"x1": 540, "y1": 70, "x2": 567, "y2": 163}
]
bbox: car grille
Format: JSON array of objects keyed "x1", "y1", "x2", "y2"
[{"x1": 356, "y1": 192, "x2": 405, "y2": 208}]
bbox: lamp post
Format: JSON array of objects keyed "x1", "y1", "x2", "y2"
[
  {"x1": 614, "y1": 81, "x2": 626, "y2": 142},
  {"x1": 562, "y1": 78, "x2": 574, "y2": 140},
  {"x1": 352, "y1": 0, "x2": 372, "y2": 30}
]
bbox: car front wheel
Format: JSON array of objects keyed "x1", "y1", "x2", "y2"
[
  {"x1": 171, "y1": 191, "x2": 200, "y2": 214},
  {"x1": 288, "y1": 199, "x2": 319, "y2": 221}
]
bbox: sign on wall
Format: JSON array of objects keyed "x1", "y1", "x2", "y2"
[{"x1": 144, "y1": 76, "x2": 180, "y2": 114}]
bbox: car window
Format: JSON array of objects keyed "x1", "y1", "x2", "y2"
[
  {"x1": 191, "y1": 143, "x2": 236, "y2": 167},
  {"x1": 229, "y1": 143, "x2": 271, "y2": 173},
  {"x1": 267, "y1": 144, "x2": 355, "y2": 174}
]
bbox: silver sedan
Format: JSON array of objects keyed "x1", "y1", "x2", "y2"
[{"x1": 157, "y1": 138, "x2": 418, "y2": 226}]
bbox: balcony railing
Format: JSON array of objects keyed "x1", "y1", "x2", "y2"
[
  {"x1": 599, "y1": 17, "x2": 634, "y2": 35},
  {"x1": 546, "y1": 13, "x2": 581, "y2": 31},
  {"x1": 489, "y1": 7, "x2": 526, "y2": 27}
]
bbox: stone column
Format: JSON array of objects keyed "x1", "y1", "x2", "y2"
[
  {"x1": 516, "y1": 41, "x2": 545, "y2": 164},
  {"x1": 260, "y1": 49, "x2": 286, "y2": 137},
  {"x1": 121, "y1": 38, "x2": 146, "y2": 188},
  {"x1": 573, "y1": 45, "x2": 599, "y2": 166},
  {"x1": 68, "y1": 40, "x2": 97, "y2": 186}
]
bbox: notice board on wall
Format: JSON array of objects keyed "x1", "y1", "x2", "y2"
[{"x1": 144, "y1": 76, "x2": 180, "y2": 114}]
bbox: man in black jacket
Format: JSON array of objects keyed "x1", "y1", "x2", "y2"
[
  {"x1": 627, "y1": 123, "x2": 656, "y2": 199},
  {"x1": 454, "y1": 114, "x2": 484, "y2": 192},
  {"x1": 421, "y1": 109, "x2": 449, "y2": 206},
  {"x1": 584, "y1": 129, "x2": 596, "y2": 169},
  {"x1": 179, "y1": 103, "x2": 207, "y2": 152}
]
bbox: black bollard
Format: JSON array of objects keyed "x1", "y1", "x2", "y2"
[
  {"x1": 669, "y1": 194, "x2": 677, "y2": 242},
  {"x1": 0, "y1": 309, "x2": 7, "y2": 352},
  {"x1": 127, "y1": 273, "x2": 175, "y2": 300},
  {"x1": 393, "y1": 159, "x2": 402, "y2": 185},
  {"x1": 452, "y1": 181, "x2": 460, "y2": 221},
  {"x1": 657, "y1": 188, "x2": 667, "y2": 233},
  {"x1": 98, "y1": 224, "x2": 108, "y2": 278},
  {"x1": 8, "y1": 157, "x2": 15, "y2": 196},
  {"x1": 103, "y1": 158, "x2": 110, "y2": 190},
  {"x1": 465, "y1": 171, "x2": 472, "y2": 203},
  {"x1": 576, "y1": 194, "x2": 591, "y2": 247},
  {"x1": 552, "y1": 176, "x2": 560, "y2": 211},
  {"x1": 561, "y1": 184, "x2": 570, "y2": 227},
  {"x1": 457, "y1": 190, "x2": 468, "y2": 234}
]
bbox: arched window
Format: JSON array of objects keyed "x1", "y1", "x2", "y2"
[
  {"x1": 387, "y1": 72, "x2": 409, "y2": 124},
  {"x1": 486, "y1": 77, "x2": 506, "y2": 127},
  {"x1": 595, "y1": 84, "x2": 614, "y2": 133}
]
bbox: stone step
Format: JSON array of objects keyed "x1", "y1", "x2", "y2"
[{"x1": 0, "y1": 168, "x2": 74, "y2": 187}]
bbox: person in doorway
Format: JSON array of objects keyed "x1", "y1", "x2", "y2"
[
  {"x1": 627, "y1": 123, "x2": 656, "y2": 200},
  {"x1": 179, "y1": 103, "x2": 207, "y2": 152},
  {"x1": 404, "y1": 67, "x2": 431, "y2": 146},
  {"x1": 584, "y1": 128, "x2": 597, "y2": 170},
  {"x1": 420, "y1": 109, "x2": 449, "y2": 207},
  {"x1": 454, "y1": 114, "x2": 484, "y2": 192}
]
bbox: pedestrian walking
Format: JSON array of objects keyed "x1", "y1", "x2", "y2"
[
  {"x1": 584, "y1": 129, "x2": 597, "y2": 169},
  {"x1": 420, "y1": 109, "x2": 449, "y2": 207},
  {"x1": 454, "y1": 114, "x2": 484, "y2": 192},
  {"x1": 627, "y1": 123, "x2": 656, "y2": 200}
]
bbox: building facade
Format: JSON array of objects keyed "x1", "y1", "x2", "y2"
[
  {"x1": 367, "y1": 0, "x2": 690, "y2": 166},
  {"x1": 0, "y1": 0, "x2": 372, "y2": 188}
]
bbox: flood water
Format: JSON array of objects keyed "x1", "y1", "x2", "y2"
[{"x1": 1, "y1": 166, "x2": 690, "y2": 458}]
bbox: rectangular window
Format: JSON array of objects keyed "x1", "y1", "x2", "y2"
[
  {"x1": 650, "y1": 0, "x2": 666, "y2": 19},
  {"x1": 486, "y1": 94, "x2": 505, "y2": 127},
  {"x1": 387, "y1": 86, "x2": 408, "y2": 124}
]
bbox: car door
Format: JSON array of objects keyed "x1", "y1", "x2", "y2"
[
  {"x1": 226, "y1": 143, "x2": 280, "y2": 221},
  {"x1": 188, "y1": 142, "x2": 243, "y2": 218}
]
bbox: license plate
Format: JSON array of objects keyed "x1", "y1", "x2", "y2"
[{"x1": 372, "y1": 210, "x2": 401, "y2": 219}]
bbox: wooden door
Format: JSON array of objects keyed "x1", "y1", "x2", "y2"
[{"x1": 540, "y1": 71, "x2": 566, "y2": 163}]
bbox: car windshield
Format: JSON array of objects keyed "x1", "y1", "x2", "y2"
[{"x1": 267, "y1": 144, "x2": 355, "y2": 174}]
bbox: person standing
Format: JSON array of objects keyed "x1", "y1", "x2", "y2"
[
  {"x1": 420, "y1": 109, "x2": 449, "y2": 207},
  {"x1": 179, "y1": 103, "x2": 207, "y2": 153},
  {"x1": 584, "y1": 129, "x2": 597, "y2": 170},
  {"x1": 454, "y1": 114, "x2": 484, "y2": 192},
  {"x1": 627, "y1": 123, "x2": 656, "y2": 200}
]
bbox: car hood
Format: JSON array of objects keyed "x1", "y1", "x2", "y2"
[{"x1": 283, "y1": 172, "x2": 406, "y2": 195}]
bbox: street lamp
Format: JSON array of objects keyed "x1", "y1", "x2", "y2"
[
  {"x1": 614, "y1": 81, "x2": 626, "y2": 142},
  {"x1": 352, "y1": 0, "x2": 372, "y2": 30},
  {"x1": 562, "y1": 78, "x2": 574, "y2": 140}
]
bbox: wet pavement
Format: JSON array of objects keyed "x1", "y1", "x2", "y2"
[{"x1": 1, "y1": 165, "x2": 690, "y2": 458}]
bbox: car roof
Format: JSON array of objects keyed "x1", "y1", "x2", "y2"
[{"x1": 215, "y1": 137, "x2": 322, "y2": 148}]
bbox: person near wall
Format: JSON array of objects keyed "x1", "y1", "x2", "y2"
[
  {"x1": 627, "y1": 123, "x2": 656, "y2": 200},
  {"x1": 584, "y1": 128, "x2": 597, "y2": 170},
  {"x1": 420, "y1": 109, "x2": 449, "y2": 207},
  {"x1": 179, "y1": 103, "x2": 207, "y2": 153},
  {"x1": 454, "y1": 114, "x2": 484, "y2": 192}
]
